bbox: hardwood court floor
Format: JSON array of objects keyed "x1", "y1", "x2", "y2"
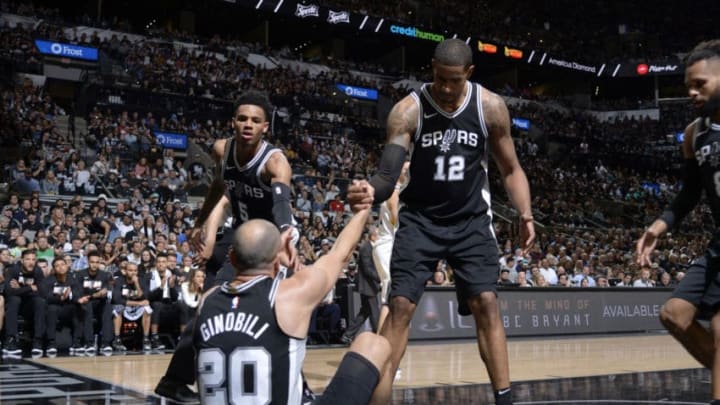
[{"x1": 33, "y1": 333, "x2": 700, "y2": 396}]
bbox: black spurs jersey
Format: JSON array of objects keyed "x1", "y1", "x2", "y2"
[
  {"x1": 222, "y1": 139, "x2": 281, "y2": 229},
  {"x1": 194, "y1": 276, "x2": 305, "y2": 405},
  {"x1": 402, "y1": 82, "x2": 491, "y2": 221},
  {"x1": 693, "y1": 118, "x2": 720, "y2": 226}
]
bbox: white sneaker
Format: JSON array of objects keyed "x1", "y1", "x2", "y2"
[{"x1": 71, "y1": 345, "x2": 85, "y2": 355}]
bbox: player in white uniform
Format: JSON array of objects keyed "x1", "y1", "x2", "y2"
[{"x1": 373, "y1": 161, "x2": 409, "y2": 331}]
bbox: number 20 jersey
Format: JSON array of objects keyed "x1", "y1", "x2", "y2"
[
  {"x1": 402, "y1": 82, "x2": 492, "y2": 221},
  {"x1": 222, "y1": 139, "x2": 281, "y2": 229},
  {"x1": 194, "y1": 276, "x2": 306, "y2": 405}
]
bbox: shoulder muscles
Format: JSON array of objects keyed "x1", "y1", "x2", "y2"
[
  {"x1": 262, "y1": 150, "x2": 292, "y2": 184},
  {"x1": 482, "y1": 90, "x2": 511, "y2": 140},
  {"x1": 386, "y1": 95, "x2": 419, "y2": 147},
  {"x1": 211, "y1": 139, "x2": 229, "y2": 178}
]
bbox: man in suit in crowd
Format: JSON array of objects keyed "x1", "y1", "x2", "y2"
[{"x1": 342, "y1": 227, "x2": 381, "y2": 343}]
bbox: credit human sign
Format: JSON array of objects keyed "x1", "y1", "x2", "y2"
[{"x1": 389, "y1": 25, "x2": 444, "y2": 42}]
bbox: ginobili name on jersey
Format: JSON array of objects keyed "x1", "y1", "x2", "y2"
[{"x1": 200, "y1": 312, "x2": 270, "y2": 342}]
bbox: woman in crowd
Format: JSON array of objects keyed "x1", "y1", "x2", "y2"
[
  {"x1": 101, "y1": 241, "x2": 119, "y2": 266},
  {"x1": 142, "y1": 216, "x2": 156, "y2": 242},
  {"x1": 299, "y1": 235, "x2": 318, "y2": 263},
  {"x1": 139, "y1": 249, "x2": 155, "y2": 276},
  {"x1": 79, "y1": 225, "x2": 93, "y2": 241},
  {"x1": 178, "y1": 268, "x2": 205, "y2": 333},
  {"x1": 134, "y1": 156, "x2": 149, "y2": 179},
  {"x1": 155, "y1": 216, "x2": 169, "y2": 236}
]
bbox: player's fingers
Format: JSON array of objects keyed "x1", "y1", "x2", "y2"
[
  {"x1": 635, "y1": 237, "x2": 643, "y2": 255},
  {"x1": 347, "y1": 188, "x2": 367, "y2": 197},
  {"x1": 351, "y1": 203, "x2": 372, "y2": 213},
  {"x1": 636, "y1": 248, "x2": 646, "y2": 265}
]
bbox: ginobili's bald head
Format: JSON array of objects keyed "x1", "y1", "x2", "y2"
[{"x1": 231, "y1": 219, "x2": 281, "y2": 274}]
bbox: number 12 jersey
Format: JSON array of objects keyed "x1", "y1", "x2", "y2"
[{"x1": 402, "y1": 82, "x2": 492, "y2": 222}]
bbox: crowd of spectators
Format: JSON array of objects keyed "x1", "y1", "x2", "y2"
[
  {"x1": 0, "y1": 78, "x2": 69, "y2": 150},
  {"x1": 0, "y1": 1, "x2": 712, "y2": 354}
]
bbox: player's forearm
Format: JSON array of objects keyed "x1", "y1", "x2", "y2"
[
  {"x1": 658, "y1": 159, "x2": 701, "y2": 229},
  {"x1": 646, "y1": 219, "x2": 669, "y2": 237},
  {"x1": 203, "y1": 196, "x2": 229, "y2": 235},
  {"x1": 387, "y1": 190, "x2": 400, "y2": 225},
  {"x1": 503, "y1": 168, "x2": 532, "y2": 218},
  {"x1": 311, "y1": 210, "x2": 370, "y2": 297},
  {"x1": 330, "y1": 209, "x2": 370, "y2": 262},
  {"x1": 369, "y1": 144, "x2": 407, "y2": 204},
  {"x1": 195, "y1": 178, "x2": 226, "y2": 227}
]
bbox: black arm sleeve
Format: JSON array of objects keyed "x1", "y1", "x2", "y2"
[
  {"x1": 368, "y1": 144, "x2": 406, "y2": 204},
  {"x1": 271, "y1": 182, "x2": 293, "y2": 230},
  {"x1": 659, "y1": 158, "x2": 702, "y2": 229}
]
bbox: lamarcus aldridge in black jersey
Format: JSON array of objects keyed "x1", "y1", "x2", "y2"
[{"x1": 347, "y1": 39, "x2": 535, "y2": 405}]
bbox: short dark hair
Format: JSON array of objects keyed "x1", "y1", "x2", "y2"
[
  {"x1": 433, "y1": 39, "x2": 473, "y2": 68},
  {"x1": 87, "y1": 250, "x2": 102, "y2": 260},
  {"x1": 21, "y1": 249, "x2": 36, "y2": 257},
  {"x1": 52, "y1": 256, "x2": 66, "y2": 266},
  {"x1": 235, "y1": 90, "x2": 273, "y2": 122},
  {"x1": 156, "y1": 252, "x2": 168, "y2": 260},
  {"x1": 686, "y1": 39, "x2": 720, "y2": 66}
]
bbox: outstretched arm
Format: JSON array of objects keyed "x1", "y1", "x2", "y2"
[
  {"x1": 190, "y1": 139, "x2": 230, "y2": 260},
  {"x1": 275, "y1": 208, "x2": 371, "y2": 337},
  {"x1": 193, "y1": 139, "x2": 229, "y2": 228},
  {"x1": 193, "y1": 194, "x2": 230, "y2": 265}
]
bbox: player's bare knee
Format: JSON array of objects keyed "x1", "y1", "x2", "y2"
[
  {"x1": 468, "y1": 292, "x2": 498, "y2": 315},
  {"x1": 389, "y1": 296, "x2": 416, "y2": 325},
  {"x1": 659, "y1": 301, "x2": 693, "y2": 332},
  {"x1": 710, "y1": 313, "x2": 720, "y2": 347},
  {"x1": 350, "y1": 332, "x2": 391, "y2": 371}
]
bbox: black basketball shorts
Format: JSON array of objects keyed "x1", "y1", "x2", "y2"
[
  {"x1": 389, "y1": 209, "x2": 500, "y2": 315},
  {"x1": 314, "y1": 351, "x2": 380, "y2": 405},
  {"x1": 671, "y1": 253, "x2": 720, "y2": 318}
]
